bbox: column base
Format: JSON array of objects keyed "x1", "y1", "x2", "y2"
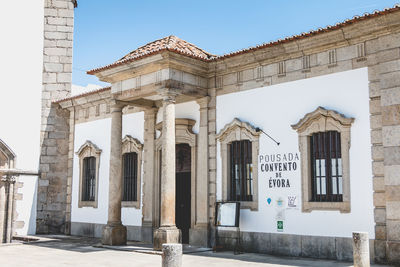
[
  {"x1": 153, "y1": 226, "x2": 181, "y2": 250},
  {"x1": 102, "y1": 223, "x2": 127, "y2": 246}
]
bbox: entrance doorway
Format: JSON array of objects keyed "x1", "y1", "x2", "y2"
[{"x1": 175, "y1": 143, "x2": 191, "y2": 244}]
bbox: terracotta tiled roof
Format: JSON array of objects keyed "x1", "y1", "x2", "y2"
[
  {"x1": 53, "y1": 86, "x2": 111, "y2": 104},
  {"x1": 87, "y1": 5, "x2": 400, "y2": 75},
  {"x1": 214, "y1": 4, "x2": 400, "y2": 60},
  {"x1": 87, "y1": 36, "x2": 214, "y2": 74},
  {"x1": 119, "y1": 35, "x2": 214, "y2": 61}
]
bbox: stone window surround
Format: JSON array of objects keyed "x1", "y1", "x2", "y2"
[
  {"x1": 76, "y1": 141, "x2": 102, "y2": 208},
  {"x1": 0, "y1": 139, "x2": 16, "y2": 169},
  {"x1": 291, "y1": 107, "x2": 354, "y2": 213},
  {"x1": 121, "y1": 135, "x2": 143, "y2": 209},
  {"x1": 216, "y1": 118, "x2": 260, "y2": 211}
]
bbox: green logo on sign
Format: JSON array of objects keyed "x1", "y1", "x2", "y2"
[{"x1": 277, "y1": 220, "x2": 283, "y2": 232}]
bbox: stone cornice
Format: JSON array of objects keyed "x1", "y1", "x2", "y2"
[{"x1": 56, "y1": 7, "x2": 400, "y2": 118}]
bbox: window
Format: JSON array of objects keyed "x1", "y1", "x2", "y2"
[
  {"x1": 82, "y1": 156, "x2": 96, "y2": 201},
  {"x1": 121, "y1": 135, "x2": 143, "y2": 208},
  {"x1": 229, "y1": 140, "x2": 253, "y2": 201},
  {"x1": 122, "y1": 152, "x2": 138, "y2": 202},
  {"x1": 292, "y1": 107, "x2": 354, "y2": 213},
  {"x1": 217, "y1": 118, "x2": 260, "y2": 210},
  {"x1": 310, "y1": 131, "x2": 342, "y2": 202},
  {"x1": 76, "y1": 141, "x2": 101, "y2": 208}
]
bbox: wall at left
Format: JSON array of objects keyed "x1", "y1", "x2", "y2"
[{"x1": 0, "y1": 0, "x2": 44, "y2": 235}]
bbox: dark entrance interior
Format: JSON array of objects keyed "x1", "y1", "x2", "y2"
[{"x1": 175, "y1": 143, "x2": 191, "y2": 244}]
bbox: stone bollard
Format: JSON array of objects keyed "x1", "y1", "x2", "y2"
[
  {"x1": 162, "y1": 243, "x2": 182, "y2": 267},
  {"x1": 352, "y1": 232, "x2": 370, "y2": 267}
]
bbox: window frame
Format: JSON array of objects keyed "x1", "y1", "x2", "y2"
[
  {"x1": 121, "y1": 135, "x2": 143, "y2": 209},
  {"x1": 310, "y1": 131, "x2": 343, "y2": 202},
  {"x1": 217, "y1": 118, "x2": 260, "y2": 211},
  {"x1": 81, "y1": 156, "x2": 97, "y2": 202},
  {"x1": 292, "y1": 107, "x2": 354, "y2": 213},
  {"x1": 76, "y1": 141, "x2": 102, "y2": 208},
  {"x1": 229, "y1": 140, "x2": 253, "y2": 202}
]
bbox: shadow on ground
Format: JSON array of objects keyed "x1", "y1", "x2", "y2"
[
  {"x1": 188, "y1": 250, "x2": 356, "y2": 267},
  {"x1": 23, "y1": 235, "x2": 107, "y2": 253}
]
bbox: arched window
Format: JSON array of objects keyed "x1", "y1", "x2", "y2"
[
  {"x1": 76, "y1": 141, "x2": 101, "y2": 208},
  {"x1": 217, "y1": 118, "x2": 260, "y2": 211},
  {"x1": 121, "y1": 135, "x2": 143, "y2": 208},
  {"x1": 292, "y1": 107, "x2": 354, "y2": 213}
]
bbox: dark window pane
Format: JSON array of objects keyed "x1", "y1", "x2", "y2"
[
  {"x1": 229, "y1": 140, "x2": 252, "y2": 201},
  {"x1": 309, "y1": 131, "x2": 343, "y2": 202},
  {"x1": 122, "y1": 152, "x2": 138, "y2": 201},
  {"x1": 82, "y1": 156, "x2": 96, "y2": 201}
]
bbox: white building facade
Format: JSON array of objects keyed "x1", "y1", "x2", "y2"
[{"x1": 40, "y1": 3, "x2": 400, "y2": 265}]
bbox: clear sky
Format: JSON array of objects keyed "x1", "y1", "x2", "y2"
[{"x1": 73, "y1": 0, "x2": 400, "y2": 87}]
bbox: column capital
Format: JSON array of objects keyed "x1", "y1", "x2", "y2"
[
  {"x1": 196, "y1": 96, "x2": 210, "y2": 108},
  {"x1": 109, "y1": 99, "x2": 125, "y2": 111},
  {"x1": 156, "y1": 88, "x2": 181, "y2": 103}
]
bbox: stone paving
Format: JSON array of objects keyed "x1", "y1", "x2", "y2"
[{"x1": 0, "y1": 236, "x2": 391, "y2": 267}]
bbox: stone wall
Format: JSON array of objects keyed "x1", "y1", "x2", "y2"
[
  {"x1": 52, "y1": 4, "x2": 400, "y2": 264},
  {"x1": 37, "y1": 0, "x2": 76, "y2": 234},
  {"x1": 371, "y1": 36, "x2": 400, "y2": 264},
  {"x1": 217, "y1": 229, "x2": 374, "y2": 262}
]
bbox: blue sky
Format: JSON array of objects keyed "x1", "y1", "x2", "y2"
[{"x1": 73, "y1": 0, "x2": 400, "y2": 87}]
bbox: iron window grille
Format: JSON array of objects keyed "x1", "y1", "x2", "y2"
[
  {"x1": 82, "y1": 156, "x2": 96, "y2": 201},
  {"x1": 310, "y1": 131, "x2": 343, "y2": 202},
  {"x1": 229, "y1": 140, "x2": 253, "y2": 202},
  {"x1": 122, "y1": 152, "x2": 138, "y2": 202}
]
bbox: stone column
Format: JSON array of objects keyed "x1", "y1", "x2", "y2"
[
  {"x1": 102, "y1": 102, "x2": 127, "y2": 245},
  {"x1": 353, "y1": 232, "x2": 370, "y2": 267},
  {"x1": 162, "y1": 243, "x2": 182, "y2": 267},
  {"x1": 191, "y1": 97, "x2": 209, "y2": 246},
  {"x1": 153, "y1": 90, "x2": 181, "y2": 250},
  {"x1": 5, "y1": 178, "x2": 14, "y2": 243},
  {"x1": 0, "y1": 179, "x2": 6, "y2": 243},
  {"x1": 142, "y1": 108, "x2": 157, "y2": 242},
  {"x1": 207, "y1": 88, "x2": 217, "y2": 247}
]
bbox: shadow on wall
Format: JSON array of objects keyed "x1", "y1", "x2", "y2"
[
  {"x1": 27, "y1": 177, "x2": 38, "y2": 235},
  {"x1": 37, "y1": 104, "x2": 70, "y2": 234}
]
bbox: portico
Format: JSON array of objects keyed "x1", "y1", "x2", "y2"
[{"x1": 90, "y1": 37, "x2": 212, "y2": 248}]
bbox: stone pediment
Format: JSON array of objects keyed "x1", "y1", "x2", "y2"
[
  {"x1": 291, "y1": 107, "x2": 354, "y2": 134},
  {"x1": 76, "y1": 141, "x2": 102, "y2": 157},
  {"x1": 216, "y1": 118, "x2": 260, "y2": 142}
]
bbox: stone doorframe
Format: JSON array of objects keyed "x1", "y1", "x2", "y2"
[{"x1": 153, "y1": 119, "x2": 197, "y2": 231}]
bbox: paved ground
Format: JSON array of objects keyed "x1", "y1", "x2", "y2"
[{"x1": 0, "y1": 236, "x2": 390, "y2": 267}]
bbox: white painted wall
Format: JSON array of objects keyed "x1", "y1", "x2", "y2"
[
  {"x1": 122, "y1": 112, "x2": 144, "y2": 226},
  {"x1": 1, "y1": 0, "x2": 43, "y2": 235},
  {"x1": 71, "y1": 112, "x2": 145, "y2": 226},
  {"x1": 216, "y1": 68, "x2": 374, "y2": 238},
  {"x1": 72, "y1": 101, "x2": 200, "y2": 227},
  {"x1": 156, "y1": 101, "x2": 200, "y2": 135}
]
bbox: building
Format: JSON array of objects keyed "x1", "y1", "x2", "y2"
[
  {"x1": 0, "y1": 0, "x2": 48, "y2": 243},
  {"x1": 37, "y1": 2, "x2": 400, "y2": 265}
]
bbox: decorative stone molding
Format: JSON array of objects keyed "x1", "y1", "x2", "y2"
[
  {"x1": 76, "y1": 141, "x2": 102, "y2": 208},
  {"x1": 121, "y1": 135, "x2": 143, "y2": 209},
  {"x1": 0, "y1": 139, "x2": 16, "y2": 169},
  {"x1": 216, "y1": 118, "x2": 260, "y2": 211},
  {"x1": 291, "y1": 107, "x2": 354, "y2": 213}
]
